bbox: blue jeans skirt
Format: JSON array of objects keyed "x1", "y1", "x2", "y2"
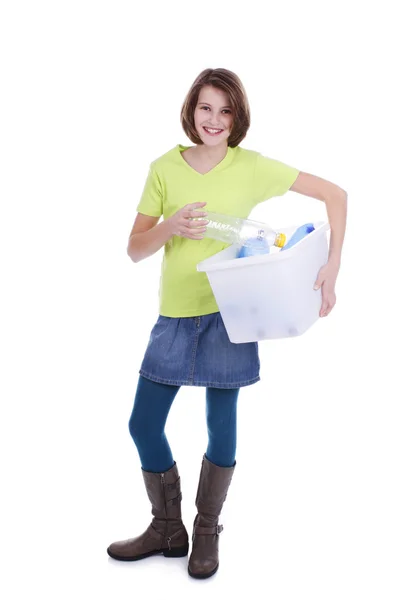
[{"x1": 139, "y1": 312, "x2": 260, "y2": 389}]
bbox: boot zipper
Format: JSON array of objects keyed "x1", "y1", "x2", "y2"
[{"x1": 160, "y1": 473, "x2": 168, "y2": 547}]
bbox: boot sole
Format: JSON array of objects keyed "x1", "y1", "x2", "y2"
[
  {"x1": 188, "y1": 564, "x2": 219, "y2": 579},
  {"x1": 107, "y1": 545, "x2": 189, "y2": 561}
]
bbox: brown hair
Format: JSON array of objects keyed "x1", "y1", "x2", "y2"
[{"x1": 180, "y1": 68, "x2": 250, "y2": 147}]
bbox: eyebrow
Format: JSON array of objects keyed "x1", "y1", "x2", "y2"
[{"x1": 198, "y1": 102, "x2": 232, "y2": 109}]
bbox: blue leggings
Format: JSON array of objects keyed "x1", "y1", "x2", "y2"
[{"x1": 128, "y1": 375, "x2": 239, "y2": 473}]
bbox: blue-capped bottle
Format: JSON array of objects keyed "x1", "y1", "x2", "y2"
[
  {"x1": 237, "y1": 237, "x2": 270, "y2": 258},
  {"x1": 280, "y1": 223, "x2": 315, "y2": 251}
]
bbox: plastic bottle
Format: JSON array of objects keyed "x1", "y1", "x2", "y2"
[
  {"x1": 199, "y1": 211, "x2": 286, "y2": 250},
  {"x1": 237, "y1": 237, "x2": 270, "y2": 258},
  {"x1": 280, "y1": 223, "x2": 315, "y2": 251}
]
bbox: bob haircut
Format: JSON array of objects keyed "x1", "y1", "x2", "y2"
[{"x1": 180, "y1": 68, "x2": 250, "y2": 148}]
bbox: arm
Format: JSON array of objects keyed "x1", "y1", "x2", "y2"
[
  {"x1": 290, "y1": 172, "x2": 348, "y2": 316},
  {"x1": 127, "y1": 202, "x2": 208, "y2": 263},
  {"x1": 127, "y1": 213, "x2": 172, "y2": 263},
  {"x1": 290, "y1": 171, "x2": 347, "y2": 266}
]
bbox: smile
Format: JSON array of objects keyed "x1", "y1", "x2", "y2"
[{"x1": 203, "y1": 127, "x2": 224, "y2": 136}]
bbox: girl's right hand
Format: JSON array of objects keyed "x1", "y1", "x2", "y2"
[{"x1": 167, "y1": 202, "x2": 209, "y2": 240}]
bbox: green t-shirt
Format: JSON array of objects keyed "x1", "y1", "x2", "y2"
[{"x1": 136, "y1": 144, "x2": 300, "y2": 318}]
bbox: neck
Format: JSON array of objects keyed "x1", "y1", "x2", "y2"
[{"x1": 194, "y1": 143, "x2": 229, "y2": 163}]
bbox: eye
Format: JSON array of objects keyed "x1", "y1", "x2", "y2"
[{"x1": 199, "y1": 106, "x2": 231, "y2": 113}]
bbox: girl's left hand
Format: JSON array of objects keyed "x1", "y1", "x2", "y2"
[{"x1": 314, "y1": 261, "x2": 340, "y2": 317}]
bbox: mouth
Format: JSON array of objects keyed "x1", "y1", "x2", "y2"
[{"x1": 203, "y1": 126, "x2": 224, "y2": 136}]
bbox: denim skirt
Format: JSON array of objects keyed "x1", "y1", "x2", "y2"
[{"x1": 139, "y1": 312, "x2": 260, "y2": 389}]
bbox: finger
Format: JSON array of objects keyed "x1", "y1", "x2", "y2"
[
  {"x1": 187, "y1": 220, "x2": 209, "y2": 229},
  {"x1": 325, "y1": 298, "x2": 336, "y2": 316},
  {"x1": 321, "y1": 304, "x2": 331, "y2": 317},
  {"x1": 182, "y1": 223, "x2": 207, "y2": 232},
  {"x1": 320, "y1": 294, "x2": 328, "y2": 317},
  {"x1": 181, "y1": 225, "x2": 207, "y2": 238},
  {"x1": 190, "y1": 210, "x2": 208, "y2": 218},
  {"x1": 314, "y1": 278, "x2": 324, "y2": 291},
  {"x1": 321, "y1": 296, "x2": 335, "y2": 317},
  {"x1": 188, "y1": 229, "x2": 207, "y2": 238},
  {"x1": 194, "y1": 212, "x2": 208, "y2": 218},
  {"x1": 186, "y1": 232, "x2": 206, "y2": 240},
  {"x1": 183, "y1": 209, "x2": 208, "y2": 220}
]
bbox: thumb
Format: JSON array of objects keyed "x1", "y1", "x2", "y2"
[{"x1": 314, "y1": 275, "x2": 324, "y2": 290}]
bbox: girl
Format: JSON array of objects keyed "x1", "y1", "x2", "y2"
[{"x1": 107, "y1": 68, "x2": 347, "y2": 579}]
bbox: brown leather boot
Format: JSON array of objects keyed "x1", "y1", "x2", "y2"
[
  {"x1": 188, "y1": 455, "x2": 235, "y2": 579},
  {"x1": 107, "y1": 462, "x2": 189, "y2": 561}
]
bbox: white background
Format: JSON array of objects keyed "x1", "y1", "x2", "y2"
[{"x1": 1, "y1": 1, "x2": 399, "y2": 598}]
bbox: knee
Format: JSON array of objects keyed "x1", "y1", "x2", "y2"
[
  {"x1": 128, "y1": 412, "x2": 143, "y2": 445},
  {"x1": 128, "y1": 412, "x2": 162, "y2": 448}
]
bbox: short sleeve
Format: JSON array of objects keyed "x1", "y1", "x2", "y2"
[
  {"x1": 136, "y1": 164, "x2": 163, "y2": 217},
  {"x1": 253, "y1": 154, "x2": 300, "y2": 204}
]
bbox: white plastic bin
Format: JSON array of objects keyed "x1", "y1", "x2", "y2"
[{"x1": 197, "y1": 221, "x2": 330, "y2": 343}]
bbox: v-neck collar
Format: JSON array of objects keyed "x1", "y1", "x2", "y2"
[{"x1": 176, "y1": 144, "x2": 234, "y2": 177}]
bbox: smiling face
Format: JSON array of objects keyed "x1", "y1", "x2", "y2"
[{"x1": 193, "y1": 85, "x2": 234, "y2": 147}]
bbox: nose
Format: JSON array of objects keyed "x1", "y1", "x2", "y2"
[{"x1": 207, "y1": 110, "x2": 221, "y2": 127}]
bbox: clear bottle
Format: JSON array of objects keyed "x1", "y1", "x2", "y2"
[{"x1": 199, "y1": 211, "x2": 286, "y2": 249}]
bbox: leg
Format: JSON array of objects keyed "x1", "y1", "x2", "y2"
[
  {"x1": 107, "y1": 375, "x2": 188, "y2": 561},
  {"x1": 188, "y1": 387, "x2": 239, "y2": 579},
  {"x1": 205, "y1": 386, "x2": 239, "y2": 468},
  {"x1": 128, "y1": 375, "x2": 180, "y2": 473}
]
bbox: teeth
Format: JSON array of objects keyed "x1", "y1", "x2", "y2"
[{"x1": 205, "y1": 127, "x2": 222, "y2": 133}]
